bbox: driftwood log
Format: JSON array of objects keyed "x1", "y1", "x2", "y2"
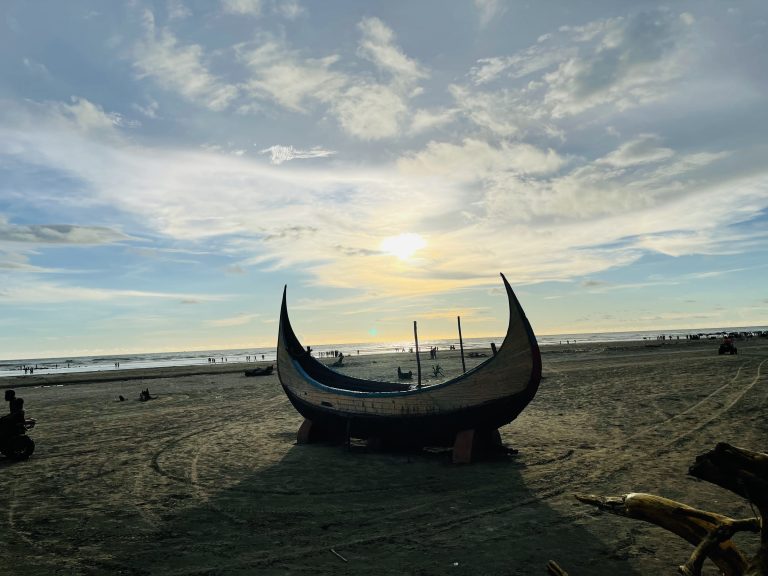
[
  {"x1": 553, "y1": 443, "x2": 767, "y2": 575},
  {"x1": 546, "y1": 560, "x2": 570, "y2": 575}
]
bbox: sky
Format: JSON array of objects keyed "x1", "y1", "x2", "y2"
[{"x1": 1, "y1": 0, "x2": 767, "y2": 360}]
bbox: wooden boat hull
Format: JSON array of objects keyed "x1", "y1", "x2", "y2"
[
  {"x1": 282, "y1": 383, "x2": 538, "y2": 445},
  {"x1": 277, "y1": 273, "x2": 541, "y2": 447}
]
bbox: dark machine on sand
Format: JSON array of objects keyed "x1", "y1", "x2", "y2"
[
  {"x1": 276, "y1": 273, "x2": 541, "y2": 463},
  {"x1": 719, "y1": 337, "x2": 738, "y2": 355},
  {"x1": 0, "y1": 390, "x2": 36, "y2": 461}
]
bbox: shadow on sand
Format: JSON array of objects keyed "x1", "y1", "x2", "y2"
[{"x1": 115, "y1": 438, "x2": 643, "y2": 576}]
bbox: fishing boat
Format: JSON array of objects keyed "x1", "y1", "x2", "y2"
[
  {"x1": 244, "y1": 365, "x2": 274, "y2": 377},
  {"x1": 276, "y1": 273, "x2": 541, "y2": 462}
]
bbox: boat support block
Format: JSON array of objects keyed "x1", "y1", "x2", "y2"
[
  {"x1": 452, "y1": 428, "x2": 507, "y2": 464},
  {"x1": 296, "y1": 418, "x2": 345, "y2": 444},
  {"x1": 296, "y1": 418, "x2": 314, "y2": 444}
]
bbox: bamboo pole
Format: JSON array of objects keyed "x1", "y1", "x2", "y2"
[
  {"x1": 414, "y1": 320, "x2": 422, "y2": 388},
  {"x1": 457, "y1": 315, "x2": 466, "y2": 373}
]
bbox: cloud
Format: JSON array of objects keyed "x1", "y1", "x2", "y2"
[
  {"x1": 22, "y1": 57, "x2": 51, "y2": 78},
  {"x1": 408, "y1": 108, "x2": 458, "y2": 135},
  {"x1": 597, "y1": 134, "x2": 675, "y2": 168},
  {"x1": 397, "y1": 138, "x2": 566, "y2": 182},
  {"x1": 0, "y1": 279, "x2": 228, "y2": 304},
  {"x1": 331, "y1": 19, "x2": 428, "y2": 140},
  {"x1": 334, "y1": 84, "x2": 407, "y2": 140},
  {"x1": 469, "y1": 57, "x2": 511, "y2": 85},
  {"x1": 0, "y1": 219, "x2": 132, "y2": 245},
  {"x1": 0, "y1": 250, "x2": 72, "y2": 274},
  {"x1": 274, "y1": 0, "x2": 304, "y2": 19},
  {"x1": 357, "y1": 17, "x2": 427, "y2": 86},
  {"x1": 480, "y1": 143, "x2": 729, "y2": 222},
  {"x1": 237, "y1": 18, "x2": 427, "y2": 140},
  {"x1": 0, "y1": 220, "x2": 162, "y2": 282},
  {"x1": 239, "y1": 41, "x2": 408, "y2": 140},
  {"x1": 469, "y1": 44, "x2": 576, "y2": 86},
  {"x1": 4, "y1": 95, "x2": 768, "y2": 301},
  {"x1": 543, "y1": 11, "x2": 688, "y2": 117},
  {"x1": 132, "y1": 99, "x2": 160, "y2": 118},
  {"x1": 474, "y1": 0, "x2": 505, "y2": 27},
  {"x1": 679, "y1": 12, "x2": 695, "y2": 26},
  {"x1": 237, "y1": 40, "x2": 346, "y2": 113},
  {"x1": 220, "y1": 0, "x2": 261, "y2": 16},
  {"x1": 23, "y1": 96, "x2": 132, "y2": 136},
  {"x1": 133, "y1": 10, "x2": 238, "y2": 111},
  {"x1": 167, "y1": 0, "x2": 191, "y2": 20},
  {"x1": 449, "y1": 84, "x2": 562, "y2": 139},
  {"x1": 457, "y1": 9, "x2": 693, "y2": 138},
  {"x1": 260, "y1": 144, "x2": 336, "y2": 165},
  {"x1": 261, "y1": 226, "x2": 318, "y2": 242},
  {"x1": 208, "y1": 312, "x2": 260, "y2": 326}
]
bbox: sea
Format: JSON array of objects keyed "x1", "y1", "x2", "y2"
[{"x1": 2, "y1": 326, "x2": 766, "y2": 378}]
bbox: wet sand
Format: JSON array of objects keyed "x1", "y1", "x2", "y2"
[{"x1": 1, "y1": 338, "x2": 767, "y2": 575}]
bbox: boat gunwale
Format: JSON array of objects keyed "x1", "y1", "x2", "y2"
[{"x1": 284, "y1": 351, "x2": 504, "y2": 398}]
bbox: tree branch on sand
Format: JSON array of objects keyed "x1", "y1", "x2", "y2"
[{"x1": 550, "y1": 443, "x2": 768, "y2": 575}]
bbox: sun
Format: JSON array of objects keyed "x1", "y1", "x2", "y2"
[{"x1": 381, "y1": 233, "x2": 426, "y2": 260}]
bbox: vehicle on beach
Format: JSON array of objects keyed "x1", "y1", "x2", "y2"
[
  {"x1": 718, "y1": 338, "x2": 738, "y2": 355},
  {"x1": 276, "y1": 273, "x2": 542, "y2": 463},
  {"x1": 0, "y1": 390, "x2": 36, "y2": 461}
]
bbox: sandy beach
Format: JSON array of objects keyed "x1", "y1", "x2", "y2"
[{"x1": 1, "y1": 338, "x2": 766, "y2": 575}]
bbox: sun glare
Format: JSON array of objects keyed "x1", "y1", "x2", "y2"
[{"x1": 381, "y1": 233, "x2": 426, "y2": 260}]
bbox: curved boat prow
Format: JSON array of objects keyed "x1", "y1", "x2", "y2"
[
  {"x1": 499, "y1": 272, "x2": 542, "y2": 391},
  {"x1": 276, "y1": 273, "x2": 541, "y2": 463}
]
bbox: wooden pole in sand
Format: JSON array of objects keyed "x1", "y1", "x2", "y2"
[
  {"x1": 457, "y1": 315, "x2": 466, "y2": 373},
  {"x1": 413, "y1": 321, "x2": 422, "y2": 388}
]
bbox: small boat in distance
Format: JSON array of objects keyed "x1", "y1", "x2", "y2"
[
  {"x1": 244, "y1": 365, "x2": 274, "y2": 377},
  {"x1": 276, "y1": 273, "x2": 542, "y2": 463}
]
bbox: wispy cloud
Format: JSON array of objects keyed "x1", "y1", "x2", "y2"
[
  {"x1": 208, "y1": 312, "x2": 260, "y2": 326},
  {"x1": 132, "y1": 99, "x2": 160, "y2": 119},
  {"x1": 474, "y1": 0, "x2": 506, "y2": 27},
  {"x1": 357, "y1": 17, "x2": 427, "y2": 86},
  {"x1": 596, "y1": 134, "x2": 675, "y2": 168},
  {"x1": 0, "y1": 219, "x2": 132, "y2": 245},
  {"x1": 548, "y1": 12, "x2": 692, "y2": 117},
  {"x1": 167, "y1": 0, "x2": 191, "y2": 20},
  {"x1": 22, "y1": 57, "x2": 51, "y2": 78},
  {"x1": 469, "y1": 44, "x2": 576, "y2": 85},
  {"x1": 0, "y1": 279, "x2": 228, "y2": 304},
  {"x1": 260, "y1": 144, "x2": 336, "y2": 165},
  {"x1": 133, "y1": 10, "x2": 238, "y2": 111},
  {"x1": 408, "y1": 108, "x2": 459, "y2": 135},
  {"x1": 458, "y1": 9, "x2": 693, "y2": 136},
  {"x1": 220, "y1": 0, "x2": 261, "y2": 16},
  {"x1": 237, "y1": 39, "x2": 346, "y2": 113},
  {"x1": 274, "y1": 0, "x2": 304, "y2": 20},
  {"x1": 236, "y1": 17, "x2": 427, "y2": 140}
]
